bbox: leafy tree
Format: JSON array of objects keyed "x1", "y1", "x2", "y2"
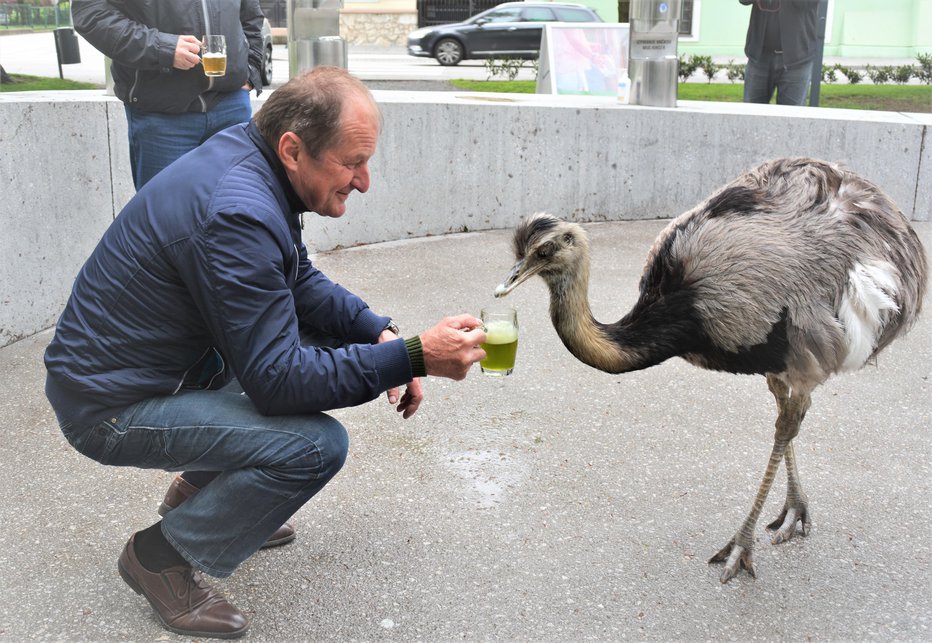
[
  {"x1": 835, "y1": 65, "x2": 863, "y2": 85},
  {"x1": 892, "y1": 65, "x2": 914, "y2": 85},
  {"x1": 677, "y1": 54, "x2": 700, "y2": 82},
  {"x1": 915, "y1": 53, "x2": 932, "y2": 84},
  {"x1": 865, "y1": 64, "x2": 892, "y2": 84},
  {"x1": 694, "y1": 55, "x2": 719, "y2": 83},
  {"x1": 725, "y1": 61, "x2": 744, "y2": 83}
]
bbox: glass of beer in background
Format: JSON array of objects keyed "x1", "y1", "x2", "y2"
[
  {"x1": 202, "y1": 35, "x2": 227, "y2": 77},
  {"x1": 480, "y1": 305, "x2": 518, "y2": 376}
]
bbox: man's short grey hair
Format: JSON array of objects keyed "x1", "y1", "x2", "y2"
[{"x1": 253, "y1": 66, "x2": 381, "y2": 159}]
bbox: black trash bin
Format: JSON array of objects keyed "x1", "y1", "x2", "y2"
[{"x1": 54, "y1": 27, "x2": 81, "y2": 78}]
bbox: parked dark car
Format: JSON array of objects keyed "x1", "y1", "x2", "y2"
[
  {"x1": 260, "y1": 17, "x2": 274, "y2": 86},
  {"x1": 407, "y1": 1, "x2": 602, "y2": 66}
]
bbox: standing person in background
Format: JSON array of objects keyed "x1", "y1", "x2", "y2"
[
  {"x1": 72, "y1": 0, "x2": 278, "y2": 551},
  {"x1": 739, "y1": 0, "x2": 820, "y2": 106},
  {"x1": 72, "y1": 0, "x2": 265, "y2": 188}
]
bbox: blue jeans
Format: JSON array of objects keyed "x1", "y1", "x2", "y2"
[
  {"x1": 124, "y1": 89, "x2": 252, "y2": 189},
  {"x1": 60, "y1": 379, "x2": 349, "y2": 578},
  {"x1": 744, "y1": 54, "x2": 813, "y2": 106}
]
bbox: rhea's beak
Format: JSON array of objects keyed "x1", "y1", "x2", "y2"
[{"x1": 494, "y1": 257, "x2": 536, "y2": 298}]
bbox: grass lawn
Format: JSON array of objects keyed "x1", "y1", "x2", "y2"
[
  {"x1": 0, "y1": 73, "x2": 99, "y2": 92},
  {"x1": 449, "y1": 79, "x2": 932, "y2": 113}
]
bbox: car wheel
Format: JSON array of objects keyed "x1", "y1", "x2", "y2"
[
  {"x1": 434, "y1": 38, "x2": 463, "y2": 66},
  {"x1": 261, "y1": 44, "x2": 273, "y2": 86}
]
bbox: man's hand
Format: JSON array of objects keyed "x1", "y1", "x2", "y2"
[
  {"x1": 421, "y1": 314, "x2": 486, "y2": 381},
  {"x1": 394, "y1": 378, "x2": 423, "y2": 419},
  {"x1": 378, "y1": 315, "x2": 485, "y2": 419},
  {"x1": 173, "y1": 35, "x2": 202, "y2": 70},
  {"x1": 378, "y1": 326, "x2": 417, "y2": 416}
]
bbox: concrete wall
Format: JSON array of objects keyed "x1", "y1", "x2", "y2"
[
  {"x1": 1, "y1": 89, "x2": 930, "y2": 347},
  {"x1": 340, "y1": 10, "x2": 417, "y2": 47}
]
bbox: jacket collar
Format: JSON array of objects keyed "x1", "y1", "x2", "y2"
[{"x1": 246, "y1": 120, "x2": 308, "y2": 215}]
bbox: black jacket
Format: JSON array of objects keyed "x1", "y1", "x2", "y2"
[
  {"x1": 73, "y1": 0, "x2": 264, "y2": 113},
  {"x1": 740, "y1": 0, "x2": 820, "y2": 68}
]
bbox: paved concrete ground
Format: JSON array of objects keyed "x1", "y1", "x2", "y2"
[{"x1": 1, "y1": 220, "x2": 929, "y2": 641}]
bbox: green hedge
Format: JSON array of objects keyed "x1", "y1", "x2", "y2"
[{"x1": 677, "y1": 53, "x2": 932, "y2": 86}]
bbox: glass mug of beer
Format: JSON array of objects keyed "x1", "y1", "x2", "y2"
[
  {"x1": 479, "y1": 305, "x2": 518, "y2": 376},
  {"x1": 202, "y1": 35, "x2": 227, "y2": 77}
]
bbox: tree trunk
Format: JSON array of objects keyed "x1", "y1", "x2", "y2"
[{"x1": 0, "y1": 64, "x2": 15, "y2": 84}]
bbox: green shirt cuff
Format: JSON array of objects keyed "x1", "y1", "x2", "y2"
[{"x1": 404, "y1": 335, "x2": 426, "y2": 378}]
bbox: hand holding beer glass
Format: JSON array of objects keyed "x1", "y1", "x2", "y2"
[
  {"x1": 479, "y1": 305, "x2": 518, "y2": 376},
  {"x1": 202, "y1": 35, "x2": 227, "y2": 77}
]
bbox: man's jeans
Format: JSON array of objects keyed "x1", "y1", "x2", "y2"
[
  {"x1": 744, "y1": 54, "x2": 813, "y2": 106},
  {"x1": 60, "y1": 380, "x2": 349, "y2": 578},
  {"x1": 124, "y1": 89, "x2": 252, "y2": 189}
]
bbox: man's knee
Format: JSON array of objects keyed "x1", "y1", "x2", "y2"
[{"x1": 308, "y1": 416, "x2": 350, "y2": 480}]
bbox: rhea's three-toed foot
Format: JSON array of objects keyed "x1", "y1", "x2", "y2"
[
  {"x1": 709, "y1": 538, "x2": 755, "y2": 583},
  {"x1": 710, "y1": 502, "x2": 811, "y2": 583},
  {"x1": 766, "y1": 502, "x2": 811, "y2": 544}
]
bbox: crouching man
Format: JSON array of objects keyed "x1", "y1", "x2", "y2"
[{"x1": 44, "y1": 67, "x2": 487, "y2": 638}]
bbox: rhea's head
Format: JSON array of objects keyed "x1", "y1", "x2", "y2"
[{"x1": 495, "y1": 213, "x2": 589, "y2": 298}]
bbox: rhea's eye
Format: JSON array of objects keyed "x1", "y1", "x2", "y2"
[
  {"x1": 563, "y1": 232, "x2": 574, "y2": 245},
  {"x1": 537, "y1": 242, "x2": 555, "y2": 259}
]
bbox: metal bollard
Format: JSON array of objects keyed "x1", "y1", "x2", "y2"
[
  {"x1": 288, "y1": 0, "x2": 347, "y2": 78},
  {"x1": 628, "y1": 0, "x2": 681, "y2": 108}
]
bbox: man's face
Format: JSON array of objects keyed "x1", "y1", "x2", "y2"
[{"x1": 284, "y1": 95, "x2": 380, "y2": 218}]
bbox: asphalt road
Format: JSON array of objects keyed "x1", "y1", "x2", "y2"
[
  {"x1": 1, "y1": 29, "x2": 918, "y2": 91},
  {"x1": 0, "y1": 31, "x2": 533, "y2": 89}
]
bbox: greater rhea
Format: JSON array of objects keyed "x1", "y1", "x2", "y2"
[{"x1": 494, "y1": 157, "x2": 927, "y2": 583}]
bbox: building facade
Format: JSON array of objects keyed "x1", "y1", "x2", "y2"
[
  {"x1": 263, "y1": 0, "x2": 932, "y2": 57},
  {"x1": 677, "y1": 0, "x2": 932, "y2": 60}
]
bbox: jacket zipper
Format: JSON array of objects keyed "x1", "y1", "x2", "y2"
[
  {"x1": 199, "y1": 0, "x2": 213, "y2": 111},
  {"x1": 199, "y1": 78, "x2": 212, "y2": 112},
  {"x1": 128, "y1": 69, "x2": 140, "y2": 104}
]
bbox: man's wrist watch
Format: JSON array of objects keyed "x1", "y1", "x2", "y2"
[{"x1": 384, "y1": 320, "x2": 400, "y2": 335}]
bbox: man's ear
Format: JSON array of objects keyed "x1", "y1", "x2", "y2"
[{"x1": 277, "y1": 132, "x2": 302, "y2": 173}]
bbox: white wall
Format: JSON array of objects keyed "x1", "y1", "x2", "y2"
[{"x1": 1, "y1": 89, "x2": 929, "y2": 346}]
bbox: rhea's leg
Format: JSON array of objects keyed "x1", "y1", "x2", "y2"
[
  {"x1": 767, "y1": 439, "x2": 811, "y2": 543},
  {"x1": 708, "y1": 436, "x2": 788, "y2": 582},
  {"x1": 709, "y1": 375, "x2": 810, "y2": 583}
]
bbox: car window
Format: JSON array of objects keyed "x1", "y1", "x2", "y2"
[
  {"x1": 522, "y1": 7, "x2": 557, "y2": 22},
  {"x1": 554, "y1": 7, "x2": 599, "y2": 22},
  {"x1": 480, "y1": 7, "x2": 524, "y2": 22}
]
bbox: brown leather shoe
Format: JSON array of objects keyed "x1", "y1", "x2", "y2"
[
  {"x1": 118, "y1": 534, "x2": 249, "y2": 639},
  {"x1": 158, "y1": 476, "x2": 296, "y2": 548}
]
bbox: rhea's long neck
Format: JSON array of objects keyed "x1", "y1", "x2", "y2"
[{"x1": 546, "y1": 251, "x2": 649, "y2": 374}]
